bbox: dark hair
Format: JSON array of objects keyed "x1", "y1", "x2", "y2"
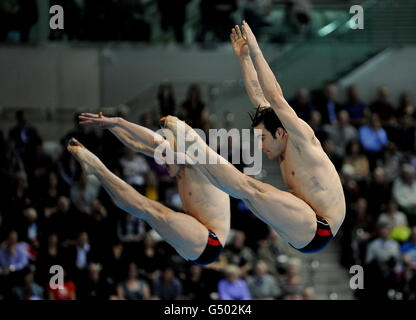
[
  {"x1": 157, "y1": 83, "x2": 176, "y2": 116},
  {"x1": 186, "y1": 83, "x2": 202, "y2": 102},
  {"x1": 249, "y1": 106, "x2": 284, "y2": 138},
  {"x1": 345, "y1": 139, "x2": 363, "y2": 156}
]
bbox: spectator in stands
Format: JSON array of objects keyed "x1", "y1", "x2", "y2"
[
  {"x1": 256, "y1": 240, "x2": 278, "y2": 276},
  {"x1": 359, "y1": 113, "x2": 388, "y2": 170},
  {"x1": 342, "y1": 84, "x2": 368, "y2": 126},
  {"x1": 223, "y1": 230, "x2": 255, "y2": 277},
  {"x1": 157, "y1": 83, "x2": 176, "y2": 117},
  {"x1": 377, "y1": 199, "x2": 408, "y2": 229},
  {"x1": 364, "y1": 222, "x2": 401, "y2": 299},
  {"x1": 102, "y1": 242, "x2": 129, "y2": 287},
  {"x1": 0, "y1": 139, "x2": 26, "y2": 178},
  {"x1": 116, "y1": 211, "x2": 146, "y2": 257},
  {"x1": 117, "y1": 262, "x2": 150, "y2": 300},
  {"x1": 394, "y1": 114, "x2": 415, "y2": 154},
  {"x1": 342, "y1": 197, "x2": 373, "y2": 267},
  {"x1": 179, "y1": 83, "x2": 210, "y2": 133},
  {"x1": 340, "y1": 164, "x2": 361, "y2": 205},
  {"x1": 324, "y1": 110, "x2": 358, "y2": 158},
  {"x1": 64, "y1": 231, "x2": 95, "y2": 281},
  {"x1": 35, "y1": 233, "x2": 63, "y2": 289},
  {"x1": 247, "y1": 260, "x2": 280, "y2": 299},
  {"x1": 44, "y1": 196, "x2": 81, "y2": 242},
  {"x1": 11, "y1": 267, "x2": 44, "y2": 300},
  {"x1": 218, "y1": 264, "x2": 251, "y2": 300},
  {"x1": 42, "y1": 171, "x2": 64, "y2": 218},
  {"x1": 401, "y1": 226, "x2": 416, "y2": 270},
  {"x1": 48, "y1": 268, "x2": 76, "y2": 300},
  {"x1": 88, "y1": 200, "x2": 116, "y2": 259},
  {"x1": 369, "y1": 86, "x2": 396, "y2": 126},
  {"x1": 119, "y1": 147, "x2": 150, "y2": 192},
  {"x1": 136, "y1": 232, "x2": 163, "y2": 283},
  {"x1": 278, "y1": 258, "x2": 304, "y2": 299},
  {"x1": 316, "y1": 83, "x2": 341, "y2": 125},
  {"x1": 257, "y1": 229, "x2": 295, "y2": 275},
  {"x1": 19, "y1": 207, "x2": 39, "y2": 246},
  {"x1": 153, "y1": 266, "x2": 182, "y2": 300},
  {"x1": 78, "y1": 262, "x2": 113, "y2": 300},
  {"x1": 365, "y1": 222, "x2": 401, "y2": 274},
  {"x1": 352, "y1": 197, "x2": 374, "y2": 236},
  {"x1": 0, "y1": 230, "x2": 29, "y2": 276},
  {"x1": 365, "y1": 167, "x2": 392, "y2": 217},
  {"x1": 182, "y1": 265, "x2": 213, "y2": 300},
  {"x1": 289, "y1": 88, "x2": 315, "y2": 122},
  {"x1": 139, "y1": 112, "x2": 157, "y2": 131},
  {"x1": 144, "y1": 170, "x2": 159, "y2": 201},
  {"x1": 392, "y1": 163, "x2": 416, "y2": 221},
  {"x1": 70, "y1": 171, "x2": 100, "y2": 214},
  {"x1": 8, "y1": 110, "x2": 41, "y2": 164},
  {"x1": 5, "y1": 170, "x2": 31, "y2": 231},
  {"x1": 396, "y1": 265, "x2": 416, "y2": 300},
  {"x1": 381, "y1": 143, "x2": 404, "y2": 183},
  {"x1": 397, "y1": 91, "x2": 415, "y2": 119},
  {"x1": 26, "y1": 142, "x2": 53, "y2": 196},
  {"x1": 308, "y1": 110, "x2": 327, "y2": 142},
  {"x1": 56, "y1": 150, "x2": 79, "y2": 194},
  {"x1": 342, "y1": 140, "x2": 370, "y2": 181}
]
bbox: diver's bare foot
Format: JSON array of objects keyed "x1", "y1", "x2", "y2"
[
  {"x1": 160, "y1": 116, "x2": 205, "y2": 156},
  {"x1": 67, "y1": 138, "x2": 102, "y2": 176}
]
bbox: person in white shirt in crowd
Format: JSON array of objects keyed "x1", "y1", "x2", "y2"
[
  {"x1": 247, "y1": 260, "x2": 281, "y2": 299},
  {"x1": 365, "y1": 222, "x2": 401, "y2": 275},
  {"x1": 119, "y1": 147, "x2": 150, "y2": 191},
  {"x1": 392, "y1": 163, "x2": 416, "y2": 219},
  {"x1": 0, "y1": 230, "x2": 29, "y2": 275}
]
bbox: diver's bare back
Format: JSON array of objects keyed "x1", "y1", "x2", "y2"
[{"x1": 280, "y1": 134, "x2": 346, "y2": 236}]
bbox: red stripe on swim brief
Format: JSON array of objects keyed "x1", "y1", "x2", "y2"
[
  {"x1": 317, "y1": 228, "x2": 332, "y2": 237},
  {"x1": 207, "y1": 236, "x2": 221, "y2": 246}
]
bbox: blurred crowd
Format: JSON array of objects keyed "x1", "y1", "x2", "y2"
[
  {"x1": 0, "y1": 0, "x2": 313, "y2": 44},
  {"x1": 1, "y1": 81, "x2": 415, "y2": 300}
]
